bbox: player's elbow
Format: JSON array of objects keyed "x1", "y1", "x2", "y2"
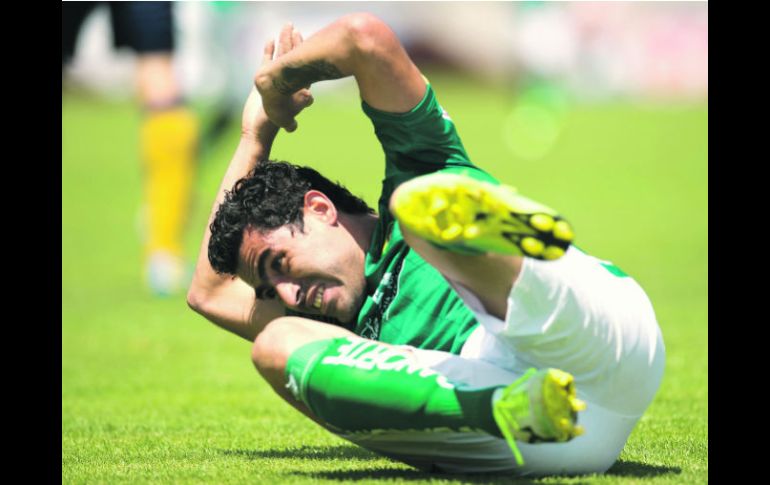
[
  {"x1": 186, "y1": 289, "x2": 201, "y2": 313},
  {"x1": 186, "y1": 286, "x2": 208, "y2": 315},
  {"x1": 186, "y1": 289, "x2": 227, "y2": 331},
  {"x1": 343, "y1": 13, "x2": 396, "y2": 60}
]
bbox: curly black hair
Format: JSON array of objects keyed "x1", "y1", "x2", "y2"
[{"x1": 208, "y1": 160, "x2": 374, "y2": 275}]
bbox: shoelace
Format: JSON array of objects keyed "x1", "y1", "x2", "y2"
[{"x1": 492, "y1": 368, "x2": 538, "y2": 466}]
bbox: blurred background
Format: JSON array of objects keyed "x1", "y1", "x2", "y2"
[
  {"x1": 65, "y1": 2, "x2": 708, "y2": 102},
  {"x1": 62, "y1": 2, "x2": 707, "y2": 482}
]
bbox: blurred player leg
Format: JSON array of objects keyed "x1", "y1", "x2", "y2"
[
  {"x1": 115, "y1": 2, "x2": 200, "y2": 296},
  {"x1": 137, "y1": 54, "x2": 198, "y2": 296}
]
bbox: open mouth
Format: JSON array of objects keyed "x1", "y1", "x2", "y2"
[{"x1": 311, "y1": 284, "x2": 325, "y2": 311}]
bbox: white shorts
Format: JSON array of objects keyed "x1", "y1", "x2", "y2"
[{"x1": 340, "y1": 247, "x2": 666, "y2": 476}]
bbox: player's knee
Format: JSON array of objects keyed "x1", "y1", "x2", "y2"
[{"x1": 252, "y1": 315, "x2": 355, "y2": 382}]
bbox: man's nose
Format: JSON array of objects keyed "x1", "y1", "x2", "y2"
[{"x1": 275, "y1": 280, "x2": 302, "y2": 307}]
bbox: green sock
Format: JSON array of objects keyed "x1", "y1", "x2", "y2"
[{"x1": 285, "y1": 336, "x2": 503, "y2": 436}]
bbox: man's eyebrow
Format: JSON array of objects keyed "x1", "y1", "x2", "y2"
[{"x1": 257, "y1": 248, "x2": 272, "y2": 284}]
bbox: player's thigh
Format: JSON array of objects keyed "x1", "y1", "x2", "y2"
[
  {"x1": 458, "y1": 247, "x2": 665, "y2": 416},
  {"x1": 509, "y1": 248, "x2": 665, "y2": 414}
]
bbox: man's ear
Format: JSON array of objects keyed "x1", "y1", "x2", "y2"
[{"x1": 304, "y1": 190, "x2": 338, "y2": 224}]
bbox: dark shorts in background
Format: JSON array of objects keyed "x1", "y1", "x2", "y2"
[{"x1": 62, "y1": 1, "x2": 174, "y2": 64}]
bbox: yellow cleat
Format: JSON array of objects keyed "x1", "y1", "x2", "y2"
[
  {"x1": 492, "y1": 368, "x2": 586, "y2": 466},
  {"x1": 441, "y1": 223, "x2": 463, "y2": 241},
  {"x1": 543, "y1": 246, "x2": 566, "y2": 261},
  {"x1": 530, "y1": 213, "x2": 555, "y2": 232},
  {"x1": 429, "y1": 196, "x2": 449, "y2": 215},
  {"x1": 463, "y1": 224, "x2": 481, "y2": 239},
  {"x1": 521, "y1": 237, "x2": 545, "y2": 256},
  {"x1": 553, "y1": 220, "x2": 575, "y2": 242},
  {"x1": 391, "y1": 172, "x2": 574, "y2": 260},
  {"x1": 570, "y1": 396, "x2": 587, "y2": 412}
]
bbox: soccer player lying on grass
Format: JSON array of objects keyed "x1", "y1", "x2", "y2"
[{"x1": 187, "y1": 14, "x2": 665, "y2": 476}]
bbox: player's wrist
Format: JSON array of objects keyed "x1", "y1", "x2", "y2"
[
  {"x1": 254, "y1": 68, "x2": 275, "y2": 98},
  {"x1": 241, "y1": 119, "x2": 278, "y2": 144},
  {"x1": 255, "y1": 67, "x2": 291, "y2": 99},
  {"x1": 241, "y1": 96, "x2": 278, "y2": 136}
]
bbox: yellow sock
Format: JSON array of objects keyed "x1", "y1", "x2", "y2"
[{"x1": 140, "y1": 106, "x2": 199, "y2": 259}]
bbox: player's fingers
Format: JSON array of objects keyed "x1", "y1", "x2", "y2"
[
  {"x1": 262, "y1": 39, "x2": 275, "y2": 66},
  {"x1": 296, "y1": 89, "x2": 314, "y2": 108},
  {"x1": 295, "y1": 96, "x2": 314, "y2": 113},
  {"x1": 277, "y1": 22, "x2": 293, "y2": 56}
]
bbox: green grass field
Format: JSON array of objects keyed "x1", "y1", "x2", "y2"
[{"x1": 62, "y1": 73, "x2": 707, "y2": 484}]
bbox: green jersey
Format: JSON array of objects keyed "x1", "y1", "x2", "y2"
[{"x1": 353, "y1": 82, "x2": 497, "y2": 355}]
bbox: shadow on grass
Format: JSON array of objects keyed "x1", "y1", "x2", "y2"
[
  {"x1": 290, "y1": 469, "x2": 567, "y2": 484},
  {"x1": 606, "y1": 460, "x2": 681, "y2": 477},
  {"x1": 223, "y1": 446, "x2": 680, "y2": 482},
  {"x1": 221, "y1": 444, "x2": 379, "y2": 461},
  {"x1": 292, "y1": 462, "x2": 680, "y2": 483}
]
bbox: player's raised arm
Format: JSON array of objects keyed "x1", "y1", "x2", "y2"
[
  {"x1": 187, "y1": 27, "x2": 313, "y2": 342},
  {"x1": 254, "y1": 13, "x2": 426, "y2": 131}
]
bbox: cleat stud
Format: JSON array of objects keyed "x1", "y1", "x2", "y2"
[
  {"x1": 543, "y1": 246, "x2": 566, "y2": 260},
  {"x1": 574, "y1": 425, "x2": 584, "y2": 437},
  {"x1": 450, "y1": 204, "x2": 471, "y2": 222},
  {"x1": 571, "y1": 398, "x2": 587, "y2": 411},
  {"x1": 550, "y1": 369, "x2": 571, "y2": 387},
  {"x1": 553, "y1": 221, "x2": 575, "y2": 242},
  {"x1": 426, "y1": 219, "x2": 441, "y2": 237},
  {"x1": 464, "y1": 225, "x2": 480, "y2": 239},
  {"x1": 429, "y1": 196, "x2": 449, "y2": 216},
  {"x1": 441, "y1": 224, "x2": 463, "y2": 240},
  {"x1": 530, "y1": 214, "x2": 555, "y2": 232},
  {"x1": 521, "y1": 237, "x2": 545, "y2": 256}
]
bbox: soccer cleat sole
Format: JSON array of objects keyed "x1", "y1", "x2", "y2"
[
  {"x1": 391, "y1": 173, "x2": 574, "y2": 260},
  {"x1": 492, "y1": 368, "x2": 586, "y2": 466}
]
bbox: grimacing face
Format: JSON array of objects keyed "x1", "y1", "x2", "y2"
[{"x1": 235, "y1": 201, "x2": 368, "y2": 324}]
